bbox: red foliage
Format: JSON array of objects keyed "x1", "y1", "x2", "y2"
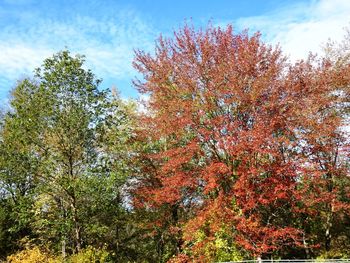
[{"x1": 133, "y1": 24, "x2": 350, "y2": 259}]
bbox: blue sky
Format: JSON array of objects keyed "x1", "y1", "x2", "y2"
[{"x1": 0, "y1": 0, "x2": 349, "y2": 104}]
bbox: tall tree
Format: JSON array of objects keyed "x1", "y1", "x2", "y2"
[
  {"x1": 1, "y1": 50, "x2": 158, "y2": 262},
  {"x1": 133, "y1": 24, "x2": 350, "y2": 262},
  {"x1": 296, "y1": 27, "x2": 350, "y2": 256},
  {"x1": 0, "y1": 110, "x2": 38, "y2": 259},
  {"x1": 2, "y1": 50, "x2": 111, "y2": 257}
]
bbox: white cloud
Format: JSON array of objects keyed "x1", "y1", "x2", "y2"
[
  {"x1": 2, "y1": 0, "x2": 348, "y2": 100},
  {"x1": 0, "y1": 9, "x2": 156, "y2": 95},
  {"x1": 0, "y1": 44, "x2": 52, "y2": 78},
  {"x1": 235, "y1": 0, "x2": 350, "y2": 60},
  {"x1": 136, "y1": 94, "x2": 150, "y2": 114}
]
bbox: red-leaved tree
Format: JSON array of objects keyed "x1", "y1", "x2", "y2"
[{"x1": 133, "y1": 24, "x2": 350, "y2": 262}]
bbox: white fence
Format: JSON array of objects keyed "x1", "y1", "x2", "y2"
[{"x1": 222, "y1": 260, "x2": 350, "y2": 263}]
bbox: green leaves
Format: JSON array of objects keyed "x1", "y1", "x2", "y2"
[{"x1": 0, "y1": 50, "x2": 140, "y2": 260}]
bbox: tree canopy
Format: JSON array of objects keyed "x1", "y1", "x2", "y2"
[
  {"x1": 133, "y1": 25, "x2": 350, "y2": 262},
  {"x1": 0, "y1": 25, "x2": 350, "y2": 263}
]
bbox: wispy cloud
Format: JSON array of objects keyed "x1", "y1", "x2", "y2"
[
  {"x1": 1, "y1": 0, "x2": 349, "y2": 101},
  {"x1": 0, "y1": 6, "x2": 156, "y2": 97},
  {"x1": 234, "y1": 0, "x2": 350, "y2": 60}
]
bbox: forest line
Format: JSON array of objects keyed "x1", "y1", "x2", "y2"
[{"x1": 0, "y1": 24, "x2": 350, "y2": 262}]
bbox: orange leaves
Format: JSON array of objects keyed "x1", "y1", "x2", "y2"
[
  {"x1": 133, "y1": 23, "x2": 350, "y2": 259},
  {"x1": 160, "y1": 141, "x2": 199, "y2": 173},
  {"x1": 202, "y1": 162, "x2": 229, "y2": 194},
  {"x1": 235, "y1": 216, "x2": 302, "y2": 256},
  {"x1": 168, "y1": 253, "x2": 191, "y2": 263}
]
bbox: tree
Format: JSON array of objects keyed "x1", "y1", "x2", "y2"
[
  {"x1": 295, "y1": 27, "x2": 350, "y2": 257},
  {"x1": 133, "y1": 24, "x2": 350, "y2": 261},
  {"x1": 1, "y1": 50, "x2": 114, "y2": 258},
  {"x1": 1, "y1": 50, "x2": 160, "y2": 262},
  {"x1": 0, "y1": 99, "x2": 39, "y2": 259},
  {"x1": 131, "y1": 136, "x2": 189, "y2": 263}
]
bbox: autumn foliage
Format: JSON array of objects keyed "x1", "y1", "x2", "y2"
[
  {"x1": 133, "y1": 25, "x2": 350, "y2": 261},
  {"x1": 1, "y1": 24, "x2": 350, "y2": 262}
]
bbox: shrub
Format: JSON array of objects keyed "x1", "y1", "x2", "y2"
[
  {"x1": 68, "y1": 246, "x2": 110, "y2": 263},
  {"x1": 7, "y1": 245, "x2": 59, "y2": 263}
]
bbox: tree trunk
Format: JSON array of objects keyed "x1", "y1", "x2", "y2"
[
  {"x1": 71, "y1": 198, "x2": 81, "y2": 253},
  {"x1": 68, "y1": 155, "x2": 81, "y2": 253},
  {"x1": 303, "y1": 232, "x2": 310, "y2": 259},
  {"x1": 325, "y1": 171, "x2": 334, "y2": 252},
  {"x1": 325, "y1": 206, "x2": 333, "y2": 251},
  {"x1": 61, "y1": 238, "x2": 66, "y2": 260},
  {"x1": 55, "y1": 197, "x2": 67, "y2": 260},
  {"x1": 172, "y1": 204, "x2": 183, "y2": 254}
]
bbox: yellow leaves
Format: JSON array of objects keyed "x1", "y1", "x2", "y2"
[
  {"x1": 7, "y1": 246, "x2": 60, "y2": 263},
  {"x1": 182, "y1": 227, "x2": 244, "y2": 263},
  {"x1": 7, "y1": 245, "x2": 110, "y2": 263},
  {"x1": 68, "y1": 246, "x2": 110, "y2": 263}
]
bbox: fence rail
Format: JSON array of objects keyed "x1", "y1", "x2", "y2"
[{"x1": 221, "y1": 260, "x2": 350, "y2": 263}]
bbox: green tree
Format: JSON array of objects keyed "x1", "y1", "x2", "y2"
[
  {"x1": 0, "y1": 103, "x2": 39, "y2": 259},
  {"x1": 1, "y1": 50, "x2": 119, "y2": 258},
  {"x1": 1, "y1": 50, "x2": 154, "y2": 262}
]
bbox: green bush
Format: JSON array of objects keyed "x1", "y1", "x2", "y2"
[{"x1": 68, "y1": 246, "x2": 110, "y2": 263}]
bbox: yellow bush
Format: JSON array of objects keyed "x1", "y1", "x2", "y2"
[
  {"x1": 7, "y1": 244, "x2": 110, "y2": 263},
  {"x1": 7, "y1": 246, "x2": 60, "y2": 263}
]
